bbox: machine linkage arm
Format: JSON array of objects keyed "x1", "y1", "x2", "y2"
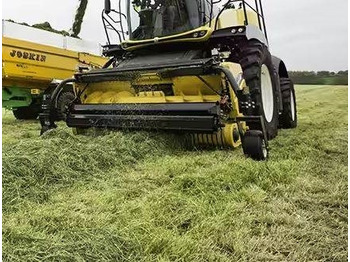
[{"x1": 39, "y1": 78, "x2": 76, "y2": 135}]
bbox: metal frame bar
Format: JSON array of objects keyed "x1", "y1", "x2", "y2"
[
  {"x1": 66, "y1": 103, "x2": 223, "y2": 133},
  {"x1": 102, "y1": 0, "x2": 127, "y2": 45}
]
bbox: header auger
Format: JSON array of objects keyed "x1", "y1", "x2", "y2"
[{"x1": 40, "y1": 0, "x2": 298, "y2": 160}]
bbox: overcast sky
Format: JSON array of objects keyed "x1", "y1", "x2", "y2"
[{"x1": 2, "y1": 0, "x2": 348, "y2": 71}]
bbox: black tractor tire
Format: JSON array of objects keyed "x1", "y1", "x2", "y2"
[
  {"x1": 279, "y1": 78, "x2": 297, "y2": 129},
  {"x1": 239, "y1": 40, "x2": 279, "y2": 140},
  {"x1": 56, "y1": 90, "x2": 75, "y2": 121},
  {"x1": 242, "y1": 130, "x2": 268, "y2": 161},
  {"x1": 13, "y1": 103, "x2": 40, "y2": 120}
]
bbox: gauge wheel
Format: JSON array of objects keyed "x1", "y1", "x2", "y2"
[{"x1": 242, "y1": 130, "x2": 269, "y2": 161}]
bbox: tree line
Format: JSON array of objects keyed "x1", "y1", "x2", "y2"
[{"x1": 289, "y1": 71, "x2": 348, "y2": 85}]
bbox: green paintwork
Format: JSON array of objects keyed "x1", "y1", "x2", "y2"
[{"x1": 2, "y1": 87, "x2": 33, "y2": 109}]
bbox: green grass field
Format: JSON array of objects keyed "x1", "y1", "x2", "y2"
[{"x1": 2, "y1": 85, "x2": 348, "y2": 261}]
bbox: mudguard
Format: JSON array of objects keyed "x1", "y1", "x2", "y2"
[{"x1": 272, "y1": 56, "x2": 290, "y2": 112}]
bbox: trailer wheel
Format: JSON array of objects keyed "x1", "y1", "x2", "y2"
[
  {"x1": 279, "y1": 78, "x2": 297, "y2": 129},
  {"x1": 242, "y1": 130, "x2": 268, "y2": 161},
  {"x1": 13, "y1": 103, "x2": 40, "y2": 120},
  {"x1": 56, "y1": 91, "x2": 75, "y2": 121},
  {"x1": 239, "y1": 40, "x2": 279, "y2": 140}
]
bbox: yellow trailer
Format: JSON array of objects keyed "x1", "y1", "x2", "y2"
[{"x1": 2, "y1": 21, "x2": 108, "y2": 119}]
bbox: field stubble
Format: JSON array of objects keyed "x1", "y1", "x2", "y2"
[{"x1": 2, "y1": 85, "x2": 348, "y2": 261}]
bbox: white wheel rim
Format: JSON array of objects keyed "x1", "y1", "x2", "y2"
[
  {"x1": 260, "y1": 64, "x2": 274, "y2": 123},
  {"x1": 290, "y1": 91, "x2": 296, "y2": 121}
]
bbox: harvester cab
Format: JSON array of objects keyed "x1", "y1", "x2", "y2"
[{"x1": 40, "y1": 0, "x2": 298, "y2": 161}]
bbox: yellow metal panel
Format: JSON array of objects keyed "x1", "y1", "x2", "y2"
[
  {"x1": 173, "y1": 75, "x2": 222, "y2": 96},
  {"x1": 3, "y1": 78, "x2": 51, "y2": 90},
  {"x1": 3, "y1": 37, "x2": 78, "y2": 57},
  {"x1": 78, "y1": 53, "x2": 110, "y2": 68},
  {"x1": 2, "y1": 37, "x2": 108, "y2": 90},
  {"x1": 217, "y1": 9, "x2": 259, "y2": 29},
  {"x1": 3, "y1": 61, "x2": 75, "y2": 83}
]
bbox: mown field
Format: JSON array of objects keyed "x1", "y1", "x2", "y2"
[{"x1": 2, "y1": 85, "x2": 348, "y2": 261}]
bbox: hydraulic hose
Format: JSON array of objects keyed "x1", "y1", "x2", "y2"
[
  {"x1": 40, "y1": 78, "x2": 77, "y2": 135},
  {"x1": 102, "y1": 57, "x2": 116, "y2": 69},
  {"x1": 213, "y1": 66, "x2": 240, "y2": 98}
]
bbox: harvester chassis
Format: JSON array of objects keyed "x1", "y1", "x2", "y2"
[{"x1": 39, "y1": 3, "x2": 296, "y2": 161}]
